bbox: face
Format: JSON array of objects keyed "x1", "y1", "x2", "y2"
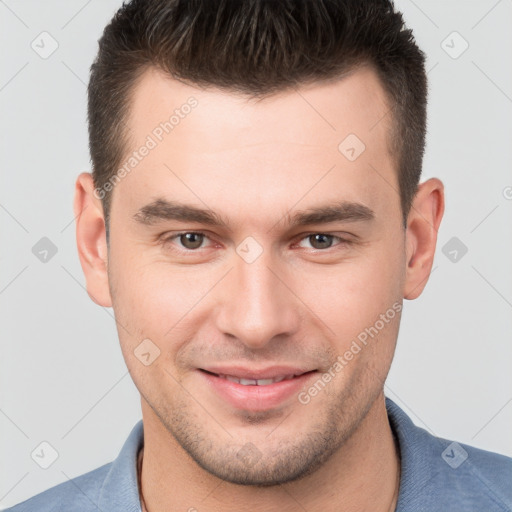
[{"x1": 79, "y1": 65, "x2": 433, "y2": 486}]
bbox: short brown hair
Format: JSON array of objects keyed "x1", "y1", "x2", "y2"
[{"x1": 88, "y1": 0, "x2": 427, "y2": 232}]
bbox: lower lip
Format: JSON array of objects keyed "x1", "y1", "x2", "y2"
[{"x1": 198, "y1": 370, "x2": 317, "y2": 411}]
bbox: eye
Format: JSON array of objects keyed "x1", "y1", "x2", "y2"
[
  {"x1": 180, "y1": 232, "x2": 205, "y2": 249},
  {"x1": 163, "y1": 232, "x2": 209, "y2": 250},
  {"x1": 297, "y1": 233, "x2": 347, "y2": 250}
]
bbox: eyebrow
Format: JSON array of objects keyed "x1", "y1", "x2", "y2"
[
  {"x1": 287, "y1": 202, "x2": 375, "y2": 227},
  {"x1": 133, "y1": 199, "x2": 229, "y2": 228},
  {"x1": 132, "y1": 198, "x2": 375, "y2": 229}
]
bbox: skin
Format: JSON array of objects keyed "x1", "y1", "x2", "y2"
[{"x1": 74, "y1": 65, "x2": 444, "y2": 512}]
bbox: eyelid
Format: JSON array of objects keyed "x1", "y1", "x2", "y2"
[
  {"x1": 293, "y1": 232, "x2": 354, "y2": 249},
  {"x1": 160, "y1": 231, "x2": 215, "y2": 250}
]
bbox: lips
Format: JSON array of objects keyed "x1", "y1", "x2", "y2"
[
  {"x1": 197, "y1": 366, "x2": 317, "y2": 411},
  {"x1": 199, "y1": 365, "x2": 313, "y2": 380},
  {"x1": 203, "y1": 370, "x2": 301, "y2": 386}
]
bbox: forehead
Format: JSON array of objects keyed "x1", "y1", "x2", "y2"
[{"x1": 113, "y1": 65, "x2": 398, "y2": 226}]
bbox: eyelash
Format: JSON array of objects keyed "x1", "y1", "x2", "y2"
[{"x1": 160, "y1": 231, "x2": 353, "y2": 253}]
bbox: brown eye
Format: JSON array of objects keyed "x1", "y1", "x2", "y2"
[
  {"x1": 308, "y1": 234, "x2": 334, "y2": 249},
  {"x1": 179, "y1": 232, "x2": 205, "y2": 249}
]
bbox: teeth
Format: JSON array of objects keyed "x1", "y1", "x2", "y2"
[
  {"x1": 218, "y1": 373, "x2": 297, "y2": 385},
  {"x1": 240, "y1": 378, "x2": 258, "y2": 385}
]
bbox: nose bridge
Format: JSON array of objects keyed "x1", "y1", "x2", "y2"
[{"x1": 216, "y1": 248, "x2": 300, "y2": 348}]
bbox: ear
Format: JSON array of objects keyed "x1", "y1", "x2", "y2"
[
  {"x1": 73, "y1": 172, "x2": 112, "y2": 307},
  {"x1": 403, "y1": 178, "x2": 445, "y2": 300}
]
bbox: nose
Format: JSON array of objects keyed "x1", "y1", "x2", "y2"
[{"x1": 214, "y1": 250, "x2": 301, "y2": 349}]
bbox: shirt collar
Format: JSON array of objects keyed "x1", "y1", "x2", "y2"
[
  {"x1": 97, "y1": 419, "x2": 144, "y2": 511},
  {"x1": 385, "y1": 397, "x2": 438, "y2": 510}
]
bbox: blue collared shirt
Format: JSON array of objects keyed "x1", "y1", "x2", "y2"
[{"x1": 5, "y1": 398, "x2": 512, "y2": 511}]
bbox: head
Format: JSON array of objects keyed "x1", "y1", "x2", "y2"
[{"x1": 75, "y1": 0, "x2": 444, "y2": 487}]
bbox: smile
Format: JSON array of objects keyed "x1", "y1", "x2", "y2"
[
  {"x1": 211, "y1": 372, "x2": 300, "y2": 386},
  {"x1": 197, "y1": 368, "x2": 318, "y2": 411}
]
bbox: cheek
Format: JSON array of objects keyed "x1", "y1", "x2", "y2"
[
  {"x1": 294, "y1": 244, "x2": 404, "y2": 346},
  {"x1": 108, "y1": 259, "x2": 196, "y2": 390},
  {"x1": 109, "y1": 251, "x2": 220, "y2": 345}
]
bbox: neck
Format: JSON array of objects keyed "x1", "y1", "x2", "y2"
[{"x1": 138, "y1": 393, "x2": 400, "y2": 512}]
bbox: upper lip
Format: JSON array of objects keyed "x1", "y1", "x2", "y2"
[{"x1": 199, "y1": 366, "x2": 316, "y2": 380}]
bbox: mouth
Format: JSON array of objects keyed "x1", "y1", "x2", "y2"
[
  {"x1": 199, "y1": 369, "x2": 308, "y2": 386},
  {"x1": 197, "y1": 368, "x2": 318, "y2": 411}
]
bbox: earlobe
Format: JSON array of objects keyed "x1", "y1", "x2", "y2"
[
  {"x1": 73, "y1": 172, "x2": 112, "y2": 307},
  {"x1": 403, "y1": 178, "x2": 445, "y2": 300}
]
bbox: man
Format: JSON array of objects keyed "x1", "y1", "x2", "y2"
[{"x1": 6, "y1": 0, "x2": 511, "y2": 511}]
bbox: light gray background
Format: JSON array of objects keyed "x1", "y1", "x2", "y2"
[{"x1": 1, "y1": 0, "x2": 511, "y2": 508}]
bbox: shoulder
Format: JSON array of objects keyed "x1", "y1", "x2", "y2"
[
  {"x1": 418, "y1": 434, "x2": 512, "y2": 511},
  {"x1": 4, "y1": 420, "x2": 144, "y2": 512},
  {"x1": 386, "y1": 397, "x2": 512, "y2": 511},
  {"x1": 459, "y1": 440, "x2": 512, "y2": 496},
  {"x1": 3, "y1": 463, "x2": 112, "y2": 512}
]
